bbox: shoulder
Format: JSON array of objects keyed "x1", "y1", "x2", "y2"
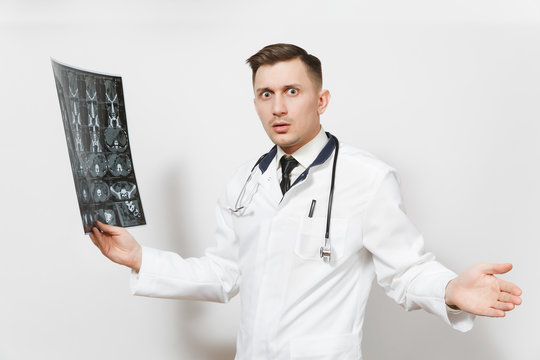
[
  {"x1": 219, "y1": 153, "x2": 271, "y2": 202},
  {"x1": 336, "y1": 142, "x2": 402, "y2": 199},
  {"x1": 233, "y1": 154, "x2": 268, "y2": 179},
  {"x1": 338, "y1": 142, "x2": 395, "y2": 176}
]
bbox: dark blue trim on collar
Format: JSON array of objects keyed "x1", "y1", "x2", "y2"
[
  {"x1": 291, "y1": 132, "x2": 337, "y2": 187},
  {"x1": 258, "y1": 145, "x2": 277, "y2": 173},
  {"x1": 256, "y1": 132, "x2": 338, "y2": 187}
]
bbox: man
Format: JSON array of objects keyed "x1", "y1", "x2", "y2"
[{"x1": 90, "y1": 44, "x2": 522, "y2": 359}]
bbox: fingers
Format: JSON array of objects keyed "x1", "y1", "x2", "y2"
[
  {"x1": 498, "y1": 291, "x2": 522, "y2": 306},
  {"x1": 89, "y1": 226, "x2": 104, "y2": 249},
  {"x1": 498, "y1": 279, "x2": 523, "y2": 297},
  {"x1": 492, "y1": 301, "x2": 515, "y2": 311},
  {"x1": 95, "y1": 221, "x2": 123, "y2": 235},
  {"x1": 478, "y1": 262, "x2": 513, "y2": 275},
  {"x1": 89, "y1": 233, "x2": 98, "y2": 246},
  {"x1": 482, "y1": 308, "x2": 506, "y2": 318}
]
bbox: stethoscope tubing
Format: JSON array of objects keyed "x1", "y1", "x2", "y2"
[
  {"x1": 232, "y1": 135, "x2": 340, "y2": 263},
  {"x1": 324, "y1": 137, "x2": 339, "y2": 249}
]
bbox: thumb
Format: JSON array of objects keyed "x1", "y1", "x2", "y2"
[
  {"x1": 96, "y1": 221, "x2": 123, "y2": 235},
  {"x1": 480, "y1": 262, "x2": 513, "y2": 275}
]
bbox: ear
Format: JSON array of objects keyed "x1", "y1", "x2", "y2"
[{"x1": 317, "y1": 89, "x2": 331, "y2": 115}]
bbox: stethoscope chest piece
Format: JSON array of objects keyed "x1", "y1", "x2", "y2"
[{"x1": 320, "y1": 244, "x2": 331, "y2": 263}]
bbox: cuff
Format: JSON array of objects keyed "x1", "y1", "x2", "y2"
[
  {"x1": 440, "y1": 273, "x2": 475, "y2": 332},
  {"x1": 408, "y1": 268, "x2": 475, "y2": 332},
  {"x1": 129, "y1": 246, "x2": 162, "y2": 296},
  {"x1": 445, "y1": 305, "x2": 476, "y2": 332}
]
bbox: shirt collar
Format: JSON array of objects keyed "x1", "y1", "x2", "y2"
[
  {"x1": 276, "y1": 127, "x2": 329, "y2": 170},
  {"x1": 257, "y1": 131, "x2": 336, "y2": 176}
]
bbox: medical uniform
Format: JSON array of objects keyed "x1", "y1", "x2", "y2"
[{"x1": 131, "y1": 129, "x2": 474, "y2": 359}]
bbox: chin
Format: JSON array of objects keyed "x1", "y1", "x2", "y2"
[{"x1": 272, "y1": 135, "x2": 295, "y2": 147}]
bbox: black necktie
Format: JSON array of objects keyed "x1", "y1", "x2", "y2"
[{"x1": 280, "y1": 155, "x2": 299, "y2": 195}]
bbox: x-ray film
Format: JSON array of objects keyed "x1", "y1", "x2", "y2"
[{"x1": 52, "y1": 59, "x2": 146, "y2": 234}]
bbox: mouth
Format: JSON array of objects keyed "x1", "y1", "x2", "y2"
[{"x1": 272, "y1": 122, "x2": 290, "y2": 134}]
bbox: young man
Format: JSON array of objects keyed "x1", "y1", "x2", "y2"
[{"x1": 90, "y1": 43, "x2": 522, "y2": 359}]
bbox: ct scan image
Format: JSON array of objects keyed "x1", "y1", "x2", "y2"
[{"x1": 52, "y1": 59, "x2": 146, "y2": 234}]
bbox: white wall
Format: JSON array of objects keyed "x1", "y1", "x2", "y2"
[{"x1": 0, "y1": 1, "x2": 538, "y2": 359}]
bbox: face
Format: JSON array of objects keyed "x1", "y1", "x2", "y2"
[{"x1": 253, "y1": 58, "x2": 330, "y2": 154}]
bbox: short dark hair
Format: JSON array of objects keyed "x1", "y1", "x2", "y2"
[{"x1": 246, "y1": 43, "x2": 322, "y2": 88}]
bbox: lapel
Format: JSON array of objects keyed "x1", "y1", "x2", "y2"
[
  {"x1": 254, "y1": 133, "x2": 337, "y2": 206},
  {"x1": 256, "y1": 146, "x2": 283, "y2": 206},
  {"x1": 255, "y1": 132, "x2": 337, "y2": 205},
  {"x1": 290, "y1": 133, "x2": 337, "y2": 188}
]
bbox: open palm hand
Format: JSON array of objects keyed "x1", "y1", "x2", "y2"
[{"x1": 445, "y1": 263, "x2": 522, "y2": 317}]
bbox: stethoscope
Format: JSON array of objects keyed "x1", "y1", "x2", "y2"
[{"x1": 229, "y1": 135, "x2": 339, "y2": 263}]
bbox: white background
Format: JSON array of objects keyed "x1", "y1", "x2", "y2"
[{"x1": 0, "y1": 1, "x2": 538, "y2": 359}]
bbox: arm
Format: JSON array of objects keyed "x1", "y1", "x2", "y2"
[
  {"x1": 444, "y1": 263, "x2": 522, "y2": 317},
  {"x1": 128, "y1": 202, "x2": 240, "y2": 302},
  {"x1": 363, "y1": 170, "x2": 522, "y2": 326},
  {"x1": 89, "y1": 197, "x2": 240, "y2": 302},
  {"x1": 363, "y1": 170, "x2": 474, "y2": 330}
]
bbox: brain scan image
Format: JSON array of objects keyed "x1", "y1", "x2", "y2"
[
  {"x1": 89, "y1": 126, "x2": 103, "y2": 153},
  {"x1": 110, "y1": 181, "x2": 137, "y2": 200},
  {"x1": 71, "y1": 100, "x2": 82, "y2": 127},
  {"x1": 82, "y1": 209, "x2": 94, "y2": 233},
  {"x1": 68, "y1": 72, "x2": 79, "y2": 99},
  {"x1": 95, "y1": 207, "x2": 117, "y2": 226},
  {"x1": 114, "y1": 200, "x2": 143, "y2": 226},
  {"x1": 108, "y1": 154, "x2": 132, "y2": 177},
  {"x1": 87, "y1": 102, "x2": 100, "y2": 127},
  {"x1": 73, "y1": 152, "x2": 88, "y2": 176},
  {"x1": 105, "y1": 80, "x2": 121, "y2": 128},
  {"x1": 79, "y1": 178, "x2": 90, "y2": 203},
  {"x1": 87, "y1": 153, "x2": 108, "y2": 177},
  {"x1": 85, "y1": 77, "x2": 97, "y2": 102},
  {"x1": 91, "y1": 180, "x2": 110, "y2": 202},
  {"x1": 73, "y1": 123, "x2": 84, "y2": 152},
  {"x1": 104, "y1": 79, "x2": 117, "y2": 103},
  {"x1": 53, "y1": 60, "x2": 146, "y2": 233},
  {"x1": 104, "y1": 127, "x2": 128, "y2": 152}
]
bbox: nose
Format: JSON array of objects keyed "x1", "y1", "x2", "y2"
[{"x1": 272, "y1": 94, "x2": 287, "y2": 117}]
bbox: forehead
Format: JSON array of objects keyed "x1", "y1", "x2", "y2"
[{"x1": 253, "y1": 58, "x2": 313, "y2": 89}]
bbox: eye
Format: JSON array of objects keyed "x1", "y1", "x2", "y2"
[
  {"x1": 287, "y1": 88, "x2": 298, "y2": 96},
  {"x1": 261, "y1": 91, "x2": 271, "y2": 99}
]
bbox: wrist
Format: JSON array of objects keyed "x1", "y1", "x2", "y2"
[
  {"x1": 131, "y1": 245, "x2": 142, "y2": 273},
  {"x1": 445, "y1": 278, "x2": 460, "y2": 310}
]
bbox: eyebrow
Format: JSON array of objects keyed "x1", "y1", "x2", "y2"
[
  {"x1": 255, "y1": 84, "x2": 302, "y2": 94},
  {"x1": 255, "y1": 87, "x2": 273, "y2": 95}
]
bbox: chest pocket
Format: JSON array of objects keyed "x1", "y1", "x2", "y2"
[{"x1": 295, "y1": 216, "x2": 348, "y2": 261}]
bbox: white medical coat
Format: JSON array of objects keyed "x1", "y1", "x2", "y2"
[{"x1": 131, "y1": 135, "x2": 474, "y2": 359}]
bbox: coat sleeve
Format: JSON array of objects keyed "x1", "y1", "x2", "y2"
[
  {"x1": 129, "y1": 193, "x2": 240, "y2": 303},
  {"x1": 362, "y1": 169, "x2": 475, "y2": 332}
]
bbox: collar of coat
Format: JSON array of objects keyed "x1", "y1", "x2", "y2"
[{"x1": 258, "y1": 132, "x2": 337, "y2": 187}]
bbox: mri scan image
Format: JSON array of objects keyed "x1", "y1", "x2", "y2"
[
  {"x1": 108, "y1": 154, "x2": 132, "y2": 177},
  {"x1": 110, "y1": 181, "x2": 137, "y2": 200},
  {"x1": 94, "y1": 206, "x2": 117, "y2": 226},
  {"x1": 104, "y1": 127, "x2": 128, "y2": 152},
  {"x1": 87, "y1": 153, "x2": 108, "y2": 177},
  {"x1": 78, "y1": 178, "x2": 90, "y2": 203},
  {"x1": 52, "y1": 59, "x2": 146, "y2": 233}
]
